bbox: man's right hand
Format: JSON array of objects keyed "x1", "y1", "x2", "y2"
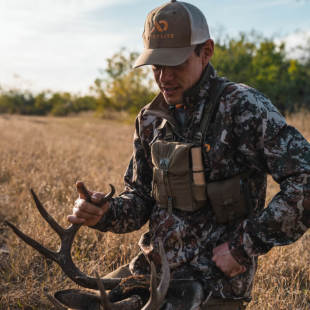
[{"x1": 67, "y1": 183, "x2": 110, "y2": 226}]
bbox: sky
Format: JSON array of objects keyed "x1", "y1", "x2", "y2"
[{"x1": 0, "y1": 0, "x2": 309, "y2": 94}]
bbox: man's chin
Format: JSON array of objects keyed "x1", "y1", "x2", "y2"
[{"x1": 163, "y1": 94, "x2": 183, "y2": 106}]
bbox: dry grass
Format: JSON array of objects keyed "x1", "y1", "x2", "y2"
[{"x1": 0, "y1": 112, "x2": 309, "y2": 309}]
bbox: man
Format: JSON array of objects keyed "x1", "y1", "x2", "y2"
[{"x1": 68, "y1": 1, "x2": 310, "y2": 309}]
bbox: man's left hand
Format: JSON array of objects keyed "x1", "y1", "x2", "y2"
[{"x1": 212, "y1": 242, "x2": 246, "y2": 277}]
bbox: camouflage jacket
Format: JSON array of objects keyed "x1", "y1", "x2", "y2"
[{"x1": 92, "y1": 64, "x2": 310, "y2": 300}]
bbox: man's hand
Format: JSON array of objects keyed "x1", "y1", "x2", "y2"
[
  {"x1": 67, "y1": 183, "x2": 110, "y2": 227},
  {"x1": 212, "y1": 242, "x2": 246, "y2": 278}
]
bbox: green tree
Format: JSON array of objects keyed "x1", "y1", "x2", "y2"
[
  {"x1": 212, "y1": 33, "x2": 310, "y2": 114},
  {"x1": 93, "y1": 48, "x2": 156, "y2": 115},
  {"x1": 0, "y1": 89, "x2": 35, "y2": 114},
  {"x1": 212, "y1": 33, "x2": 256, "y2": 83},
  {"x1": 74, "y1": 95, "x2": 97, "y2": 112},
  {"x1": 34, "y1": 91, "x2": 53, "y2": 115}
]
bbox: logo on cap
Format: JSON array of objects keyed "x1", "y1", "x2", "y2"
[
  {"x1": 148, "y1": 18, "x2": 175, "y2": 40},
  {"x1": 151, "y1": 20, "x2": 169, "y2": 33}
]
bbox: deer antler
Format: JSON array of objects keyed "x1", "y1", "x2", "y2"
[
  {"x1": 142, "y1": 240, "x2": 170, "y2": 310},
  {"x1": 5, "y1": 182, "x2": 120, "y2": 290},
  {"x1": 95, "y1": 272, "x2": 144, "y2": 310},
  {"x1": 6, "y1": 184, "x2": 173, "y2": 310},
  {"x1": 94, "y1": 240, "x2": 171, "y2": 310}
]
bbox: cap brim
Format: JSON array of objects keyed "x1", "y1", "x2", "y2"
[{"x1": 133, "y1": 46, "x2": 196, "y2": 68}]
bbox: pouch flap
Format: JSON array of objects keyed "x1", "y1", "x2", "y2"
[{"x1": 151, "y1": 140, "x2": 193, "y2": 175}]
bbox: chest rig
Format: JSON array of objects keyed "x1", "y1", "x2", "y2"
[{"x1": 151, "y1": 78, "x2": 234, "y2": 214}]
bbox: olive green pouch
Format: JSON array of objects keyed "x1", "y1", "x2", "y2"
[
  {"x1": 207, "y1": 175, "x2": 248, "y2": 224},
  {"x1": 151, "y1": 140, "x2": 206, "y2": 212}
]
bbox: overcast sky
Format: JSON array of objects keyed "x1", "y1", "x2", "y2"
[{"x1": 1, "y1": 0, "x2": 309, "y2": 94}]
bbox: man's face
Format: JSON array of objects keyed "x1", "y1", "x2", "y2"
[{"x1": 152, "y1": 41, "x2": 213, "y2": 105}]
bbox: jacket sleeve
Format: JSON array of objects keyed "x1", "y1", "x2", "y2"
[
  {"x1": 228, "y1": 86, "x2": 310, "y2": 265},
  {"x1": 91, "y1": 111, "x2": 155, "y2": 234}
]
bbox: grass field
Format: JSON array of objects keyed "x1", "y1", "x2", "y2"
[{"x1": 0, "y1": 113, "x2": 309, "y2": 309}]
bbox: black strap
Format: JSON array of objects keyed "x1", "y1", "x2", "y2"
[
  {"x1": 161, "y1": 78, "x2": 234, "y2": 144},
  {"x1": 197, "y1": 79, "x2": 234, "y2": 145}
]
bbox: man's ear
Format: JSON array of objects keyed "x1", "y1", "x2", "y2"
[{"x1": 202, "y1": 39, "x2": 214, "y2": 66}]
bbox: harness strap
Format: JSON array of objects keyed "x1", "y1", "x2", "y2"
[
  {"x1": 197, "y1": 79, "x2": 234, "y2": 145},
  {"x1": 161, "y1": 78, "x2": 234, "y2": 144}
]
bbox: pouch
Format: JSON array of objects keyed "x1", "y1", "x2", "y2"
[
  {"x1": 151, "y1": 140, "x2": 206, "y2": 212},
  {"x1": 207, "y1": 175, "x2": 248, "y2": 224}
]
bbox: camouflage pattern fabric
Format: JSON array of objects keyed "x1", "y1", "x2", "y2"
[{"x1": 92, "y1": 64, "x2": 310, "y2": 300}]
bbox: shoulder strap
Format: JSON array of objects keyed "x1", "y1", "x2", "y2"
[
  {"x1": 197, "y1": 79, "x2": 234, "y2": 145},
  {"x1": 160, "y1": 79, "x2": 234, "y2": 143}
]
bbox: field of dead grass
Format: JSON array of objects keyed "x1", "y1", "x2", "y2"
[{"x1": 0, "y1": 112, "x2": 309, "y2": 309}]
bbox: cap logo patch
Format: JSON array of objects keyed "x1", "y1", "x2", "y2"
[
  {"x1": 148, "y1": 19, "x2": 175, "y2": 40},
  {"x1": 151, "y1": 20, "x2": 169, "y2": 33}
]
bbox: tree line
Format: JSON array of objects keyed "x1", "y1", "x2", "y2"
[{"x1": 1, "y1": 33, "x2": 310, "y2": 117}]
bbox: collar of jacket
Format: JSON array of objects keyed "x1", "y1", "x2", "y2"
[
  {"x1": 144, "y1": 63, "x2": 217, "y2": 127},
  {"x1": 182, "y1": 63, "x2": 216, "y2": 109}
]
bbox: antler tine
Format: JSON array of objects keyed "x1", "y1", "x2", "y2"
[
  {"x1": 104, "y1": 184, "x2": 116, "y2": 201},
  {"x1": 96, "y1": 271, "x2": 113, "y2": 309},
  {"x1": 6, "y1": 184, "x2": 121, "y2": 290},
  {"x1": 157, "y1": 240, "x2": 170, "y2": 298},
  {"x1": 4, "y1": 220, "x2": 58, "y2": 262},
  {"x1": 44, "y1": 292, "x2": 67, "y2": 310},
  {"x1": 75, "y1": 182, "x2": 115, "y2": 205},
  {"x1": 142, "y1": 240, "x2": 170, "y2": 310},
  {"x1": 95, "y1": 272, "x2": 144, "y2": 310},
  {"x1": 30, "y1": 189, "x2": 65, "y2": 236}
]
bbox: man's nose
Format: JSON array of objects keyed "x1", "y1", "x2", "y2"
[{"x1": 159, "y1": 67, "x2": 174, "y2": 83}]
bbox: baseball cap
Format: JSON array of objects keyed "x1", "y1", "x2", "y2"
[{"x1": 133, "y1": 0, "x2": 210, "y2": 68}]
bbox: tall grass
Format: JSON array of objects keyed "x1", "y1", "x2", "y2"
[{"x1": 0, "y1": 113, "x2": 309, "y2": 309}]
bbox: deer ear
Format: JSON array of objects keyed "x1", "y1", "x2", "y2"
[{"x1": 54, "y1": 289, "x2": 101, "y2": 310}]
